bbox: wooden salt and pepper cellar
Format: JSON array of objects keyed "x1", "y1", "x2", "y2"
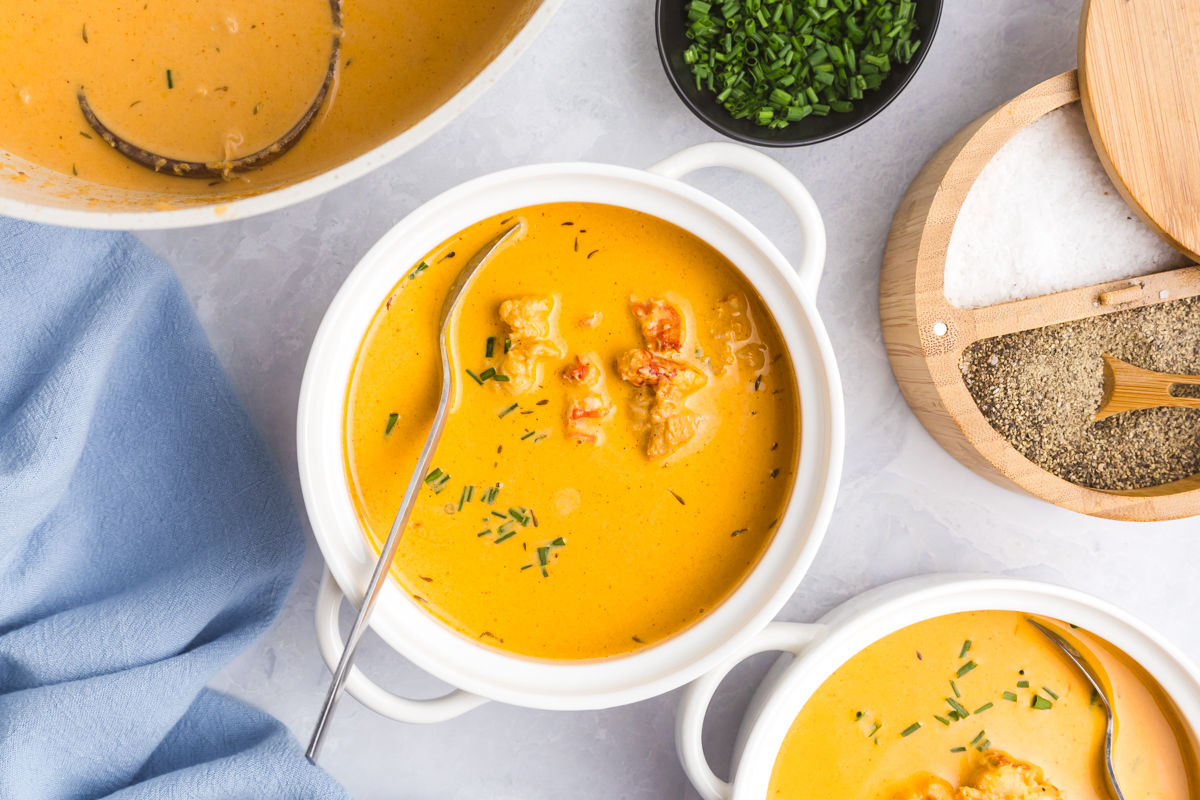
[{"x1": 880, "y1": 0, "x2": 1200, "y2": 521}]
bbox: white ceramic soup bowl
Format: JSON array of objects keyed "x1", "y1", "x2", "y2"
[
  {"x1": 0, "y1": 0, "x2": 560, "y2": 231},
  {"x1": 676, "y1": 574, "x2": 1200, "y2": 800},
  {"x1": 297, "y1": 142, "x2": 844, "y2": 723}
]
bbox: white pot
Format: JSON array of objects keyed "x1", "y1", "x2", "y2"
[
  {"x1": 297, "y1": 142, "x2": 845, "y2": 723},
  {"x1": 0, "y1": 0, "x2": 562, "y2": 231},
  {"x1": 676, "y1": 575, "x2": 1200, "y2": 800}
]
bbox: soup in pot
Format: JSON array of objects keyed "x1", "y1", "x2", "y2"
[
  {"x1": 769, "y1": 611, "x2": 1197, "y2": 799},
  {"x1": 344, "y1": 202, "x2": 801, "y2": 660},
  {"x1": 0, "y1": 0, "x2": 538, "y2": 196}
]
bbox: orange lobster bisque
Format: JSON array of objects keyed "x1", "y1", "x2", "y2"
[
  {"x1": 0, "y1": 0, "x2": 537, "y2": 194},
  {"x1": 768, "y1": 611, "x2": 1197, "y2": 800},
  {"x1": 344, "y1": 202, "x2": 801, "y2": 660}
]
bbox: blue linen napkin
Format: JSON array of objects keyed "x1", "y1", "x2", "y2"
[{"x1": 0, "y1": 218, "x2": 349, "y2": 800}]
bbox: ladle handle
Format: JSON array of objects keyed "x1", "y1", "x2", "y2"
[
  {"x1": 676, "y1": 621, "x2": 822, "y2": 800},
  {"x1": 312, "y1": 567, "x2": 489, "y2": 723},
  {"x1": 646, "y1": 143, "x2": 828, "y2": 298}
]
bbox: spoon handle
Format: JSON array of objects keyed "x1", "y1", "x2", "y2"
[
  {"x1": 1026, "y1": 618, "x2": 1125, "y2": 800},
  {"x1": 305, "y1": 221, "x2": 524, "y2": 762},
  {"x1": 306, "y1": 380, "x2": 452, "y2": 762}
]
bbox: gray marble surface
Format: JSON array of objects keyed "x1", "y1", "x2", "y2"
[{"x1": 136, "y1": 0, "x2": 1200, "y2": 797}]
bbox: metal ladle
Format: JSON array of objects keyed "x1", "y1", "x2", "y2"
[
  {"x1": 306, "y1": 219, "x2": 526, "y2": 762},
  {"x1": 1027, "y1": 618, "x2": 1125, "y2": 800},
  {"x1": 78, "y1": 0, "x2": 342, "y2": 179}
]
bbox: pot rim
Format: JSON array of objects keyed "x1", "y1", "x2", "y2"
[
  {"x1": 0, "y1": 0, "x2": 564, "y2": 231},
  {"x1": 297, "y1": 147, "x2": 845, "y2": 711},
  {"x1": 702, "y1": 574, "x2": 1200, "y2": 800}
]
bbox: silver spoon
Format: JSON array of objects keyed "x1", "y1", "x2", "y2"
[
  {"x1": 306, "y1": 219, "x2": 526, "y2": 763},
  {"x1": 1027, "y1": 618, "x2": 1125, "y2": 800}
]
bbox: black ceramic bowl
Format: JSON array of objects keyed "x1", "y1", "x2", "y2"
[{"x1": 656, "y1": 0, "x2": 942, "y2": 146}]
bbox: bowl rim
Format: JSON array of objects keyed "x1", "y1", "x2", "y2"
[
  {"x1": 720, "y1": 574, "x2": 1200, "y2": 800},
  {"x1": 0, "y1": 0, "x2": 564, "y2": 231},
  {"x1": 296, "y1": 154, "x2": 845, "y2": 709},
  {"x1": 653, "y1": 0, "x2": 943, "y2": 148}
]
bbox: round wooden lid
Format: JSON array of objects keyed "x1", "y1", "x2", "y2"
[{"x1": 1079, "y1": 0, "x2": 1200, "y2": 263}]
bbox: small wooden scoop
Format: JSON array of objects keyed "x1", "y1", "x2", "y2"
[{"x1": 1094, "y1": 354, "x2": 1200, "y2": 421}]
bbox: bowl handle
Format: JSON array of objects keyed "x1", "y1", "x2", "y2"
[
  {"x1": 314, "y1": 566, "x2": 490, "y2": 723},
  {"x1": 645, "y1": 143, "x2": 827, "y2": 297},
  {"x1": 675, "y1": 621, "x2": 821, "y2": 800}
]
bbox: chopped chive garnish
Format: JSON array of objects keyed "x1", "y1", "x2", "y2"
[
  {"x1": 669, "y1": 489, "x2": 686, "y2": 505},
  {"x1": 498, "y1": 402, "x2": 519, "y2": 418},
  {"x1": 933, "y1": 715, "x2": 950, "y2": 726},
  {"x1": 1042, "y1": 686, "x2": 1059, "y2": 700},
  {"x1": 479, "y1": 367, "x2": 496, "y2": 381},
  {"x1": 950, "y1": 680, "x2": 960, "y2": 698},
  {"x1": 533, "y1": 434, "x2": 547, "y2": 443},
  {"x1": 1002, "y1": 692, "x2": 1018, "y2": 702},
  {"x1": 946, "y1": 698, "x2": 969, "y2": 718},
  {"x1": 491, "y1": 511, "x2": 507, "y2": 519},
  {"x1": 977, "y1": 739, "x2": 991, "y2": 751},
  {"x1": 959, "y1": 640, "x2": 972, "y2": 658},
  {"x1": 497, "y1": 521, "x2": 515, "y2": 534},
  {"x1": 494, "y1": 530, "x2": 517, "y2": 544},
  {"x1": 868, "y1": 722, "x2": 882, "y2": 736},
  {"x1": 167, "y1": 69, "x2": 174, "y2": 89},
  {"x1": 466, "y1": 369, "x2": 483, "y2": 385},
  {"x1": 677, "y1": 0, "x2": 919, "y2": 128},
  {"x1": 948, "y1": 711, "x2": 960, "y2": 721},
  {"x1": 494, "y1": 374, "x2": 510, "y2": 382},
  {"x1": 485, "y1": 337, "x2": 495, "y2": 358},
  {"x1": 521, "y1": 430, "x2": 536, "y2": 440},
  {"x1": 1017, "y1": 680, "x2": 1029, "y2": 688},
  {"x1": 900, "y1": 722, "x2": 921, "y2": 737},
  {"x1": 950, "y1": 747, "x2": 966, "y2": 753},
  {"x1": 970, "y1": 730, "x2": 985, "y2": 747},
  {"x1": 79, "y1": 131, "x2": 93, "y2": 139},
  {"x1": 466, "y1": 486, "x2": 474, "y2": 502},
  {"x1": 504, "y1": 338, "x2": 512, "y2": 354},
  {"x1": 521, "y1": 564, "x2": 533, "y2": 570},
  {"x1": 956, "y1": 661, "x2": 977, "y2": 678},
  {"x1": 424, "y1": 467, "x2": 444, "y2": 484},
  {"x1": 508, "y1": 508, "x2": 527, "y2": 524},
  {"x1": 458, "y1": 485, "x2": 472, "y2": 511},
  {"x1": 550, "y1": 537, "x2": 565, "y2": 546},
  {"x1": 973, "y1": 703, "x2": 993, "y2": 715},
  {"x1": 477, "y1": 529, "x2": 492, "y2": 537},
  {"x1": 384, "y1": 412, "x2": 399, "y2": 435},
  {"x1": 1031, "y1": 694, "x2": 1053, "y2": 710},
  {"x1": 537, "y1": 546, "x2": 550, "y2": 566}
]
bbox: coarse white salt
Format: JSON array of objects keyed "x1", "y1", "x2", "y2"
[{"x1": 943, "y1": 102, "x2": 1191, "y2": 309}]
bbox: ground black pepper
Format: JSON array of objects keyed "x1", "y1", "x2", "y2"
[{"x1": 961, "y1": 296, "x2": 1200, "y2": 491}]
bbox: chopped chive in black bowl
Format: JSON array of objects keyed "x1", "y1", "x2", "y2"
[{"x1": 656, "y1": 0, "x2": 941, "y2": 146}]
